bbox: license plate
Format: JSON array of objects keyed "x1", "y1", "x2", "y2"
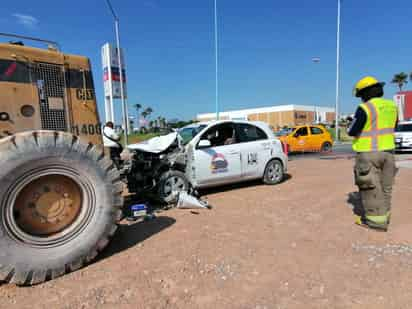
[
  {"x1": 133, "y1": 210, "x2": 147, "y2": 217},
  {"x1": 131, "y1": 204, "x2": 147, "y2": 218}
]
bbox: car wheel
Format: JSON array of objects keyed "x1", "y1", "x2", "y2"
[
  {"x1": 321, "y1": 142, "x2": 332, "y2": 153},
  {"x1": 158, "y1": 170, "x2": 189, "y2": 204},
  {"x1": 263, "y1": 159, "x2": 284, "y2": 185}
]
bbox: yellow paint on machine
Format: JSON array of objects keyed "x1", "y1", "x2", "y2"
[{"x1": 0, "y1": 42, "x2": 103, "y2": 145}]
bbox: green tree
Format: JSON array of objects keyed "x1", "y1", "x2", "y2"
[
  {"x1": 144, "y1": 107, "x2": 153, "y2": 118},
  {"x1": 133, "y1": 103, "x2": 142, "y2": 129},
  {"x1": 134, "y1": 103, "x2": 142, "y2": 117},
  {"x1": 391, "y1": 72, "x2": 408, "y2": 91}
]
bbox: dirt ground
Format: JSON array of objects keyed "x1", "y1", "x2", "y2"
[{"x1": 1, "y1": 157, "x2": 412, "y2": 309}]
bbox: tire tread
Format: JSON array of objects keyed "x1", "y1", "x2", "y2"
[{"x1": 0, "y1": 130, "x2": 123, "y2": 286}]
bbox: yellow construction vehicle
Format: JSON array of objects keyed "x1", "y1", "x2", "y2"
[{"x1": 0, "y1": 34, "x2": 123, "y2": 285}]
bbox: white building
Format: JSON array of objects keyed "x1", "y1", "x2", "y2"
[{"x1": 197, "y1": 105, "x2": 336, "y2": 128}]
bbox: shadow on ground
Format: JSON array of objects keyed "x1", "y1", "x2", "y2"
[
  {"x1": 98, "y1": 216, "x2": 176, "y2": 261},
  {"x1": 199, "y1": 174, "x2": 292, "y2": 196}
]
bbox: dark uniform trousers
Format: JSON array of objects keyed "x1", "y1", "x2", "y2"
[{"x1": 354, "y1": 151, "x2": 396, "y2": 228}]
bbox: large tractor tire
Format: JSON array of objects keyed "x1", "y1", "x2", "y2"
[{"x1": 0, "y1": 131, "x2": 123, "y2": 285}]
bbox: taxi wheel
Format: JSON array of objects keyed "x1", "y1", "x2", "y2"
[
  {"x1": 321, "y1": 142, "x2": 332, "y2": 153},
  {"x1": 158, "y1": 170, "x2": 189, "y2": 204},
  {"x1": 263, "y1": 159, "x2": 284, "y2": 185}
]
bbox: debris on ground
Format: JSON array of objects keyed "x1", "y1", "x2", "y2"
[{"x1": 176, "y1": 192, "x2": 212, "y2": 210}]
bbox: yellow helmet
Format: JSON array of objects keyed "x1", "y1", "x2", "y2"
[{"x1": 353, "y1": 76, "x2": 385, "y2": 97}]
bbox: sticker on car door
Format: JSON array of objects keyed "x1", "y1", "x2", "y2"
[
  {"x1": 210, "y1": 153, "x2": 229, "y2": 173},
  {"x1": 247, "y1": 152, "x2": 258, "y2": 165}
]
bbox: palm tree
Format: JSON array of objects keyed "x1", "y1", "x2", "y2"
[
  {"x1": 160, "y1": 117, "x2": 166, "y2": 129},
  {"x1": 145, "y1": 107, "x2": 153, "y2": 118},
  {"x1": 392, "y1": 72, "x2": 408, "y2": 91},
  {"x1": 133, "y1": 103, "x2": 142, "y2": 129},
  {"x1": 134, "y1": 103, "x2": 142, "y2": 116}
]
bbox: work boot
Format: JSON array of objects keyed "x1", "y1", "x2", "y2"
[{"x1": 354, "y1": 216, "x2": 388, "y2": 232}]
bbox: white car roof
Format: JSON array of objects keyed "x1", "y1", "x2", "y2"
[{"x1": 186, "y1": 120, "x2": 275, "y2": 139}]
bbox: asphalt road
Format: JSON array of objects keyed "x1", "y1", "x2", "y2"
[
  {"x1": 289, "y1": 143, "x2": 412, "y2": 165},
  {"x1": 289, "y1": 143, "x2": 353, "y2": 161}
]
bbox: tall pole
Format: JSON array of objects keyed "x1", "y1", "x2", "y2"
[
  {"x1": 214, "y1": 0, "x2": 219, "y2": 120},
  {"x1": 335, "y1": 0, "x2": 341, "y2": 142},
  {"x1": 106, "y1": 0, "x2": 128, "y2": 146}
]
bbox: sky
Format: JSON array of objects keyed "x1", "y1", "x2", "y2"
[{"x1": 1, "y1": 0, "x2": 412, "y2": 122}]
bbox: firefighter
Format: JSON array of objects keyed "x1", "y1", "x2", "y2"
[{"x1": 347, "y1": 76, "x2": 398, "y2": 232}]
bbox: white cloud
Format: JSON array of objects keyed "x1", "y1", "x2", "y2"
[{"x1": 12, "y1": 13, "x2": 39, "y2": 29}]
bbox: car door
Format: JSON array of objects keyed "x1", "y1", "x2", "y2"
[
  {"x1": 235, "y1": 123, "x2": 271, "y2": 179},
  {"x1": 191, "y1": 122, "x2": 242, "y2": 188},
  {"x1": 291, "y1": 126, "x2": 309, "y2": 152},
  {"x1": 309, "y1": 126, "x2": 324, "y2": 151}
]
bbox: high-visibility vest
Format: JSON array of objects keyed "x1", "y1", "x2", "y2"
[{"x1": 352, "y1": 98, "x2": 398, "y2": 152}]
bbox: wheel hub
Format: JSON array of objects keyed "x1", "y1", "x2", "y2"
[{"x1": 13, "y1": 175, "x2": 82, "y2": 237}]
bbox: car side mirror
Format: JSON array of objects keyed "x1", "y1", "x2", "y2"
[
  {"x1": 293, "y1": 133, "x2": 299, "y2": 138},
  {"x1": 198, "y1": 139, "x2": 211, "y2": 148}
]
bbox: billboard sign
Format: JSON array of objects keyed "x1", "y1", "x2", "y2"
[
  {"x1": 395, "y1": 91, "x2": 412, "y2": 121},
  {"x1": 101, "y1": 43, "x2": 127, "y2": 99}
]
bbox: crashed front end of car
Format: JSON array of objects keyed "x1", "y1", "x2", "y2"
[{"x1": 125, "y1": 132, "x2": 188, "y2": 202}]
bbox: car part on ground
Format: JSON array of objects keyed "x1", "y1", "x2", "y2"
[
  {"x1": 0, "y1": 131, "x2": 122, "y2": 285},
  {"x1": 176, "y1": 192, "x2": 211, "y2": 209}
]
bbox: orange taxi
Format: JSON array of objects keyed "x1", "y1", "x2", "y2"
[{"x1": 276, "y1": 125, "x2": 333, "y2": 153}]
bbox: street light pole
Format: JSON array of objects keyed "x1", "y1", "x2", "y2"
[
  {"x1": 106, "y1": 0, "x2": 128, "y2": 146},
  {"x1": 214, "y1": 0, "x2": 219, "y2": 120},
  {"x1": 335, "y1": 0, "x2": 341, "y2": 142}
]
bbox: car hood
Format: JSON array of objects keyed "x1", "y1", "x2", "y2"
[{"x1": 128, "y1": 132, "x2": 181, "y2": 153}]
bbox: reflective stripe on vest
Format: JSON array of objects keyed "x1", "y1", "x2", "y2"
[
  {"x1": 361, "y1": 102, "x2": 394, "y2": 151},
  {"x1": 352, "y1": 99, "x2": 397, "y2": 152}
]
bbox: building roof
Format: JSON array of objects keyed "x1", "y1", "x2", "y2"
[{"x1": 197, "y1": 104, "x2": 335, "y2": 119}]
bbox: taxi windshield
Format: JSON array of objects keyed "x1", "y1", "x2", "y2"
[
  {"x1": 275, "y1": 128, "x2": 294, "y2": 136},
  {"x1": 179, "y1": 124, "x2": 207, "y2": 145}
]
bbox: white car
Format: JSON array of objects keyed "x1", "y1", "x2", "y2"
[
  {"x1": 127, "y1": 120, "x2": 288, "y2": 202},
  {"x1": 395, "y1": 121, "x2": 412, "y2": 152},
  {"x1": 182, "y1": 120, "x2": 288, "y2": 189}
]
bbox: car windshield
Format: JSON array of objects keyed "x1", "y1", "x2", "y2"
[
  {"x1": 179, "y1": 124, "x2": 207, "y2": 144},
  {"x1": 396, "y1": 124, "x2": 412, "y2": 132},
  {"x1": 275, "y1": 128, "x2": 294, "y2": 136}
]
